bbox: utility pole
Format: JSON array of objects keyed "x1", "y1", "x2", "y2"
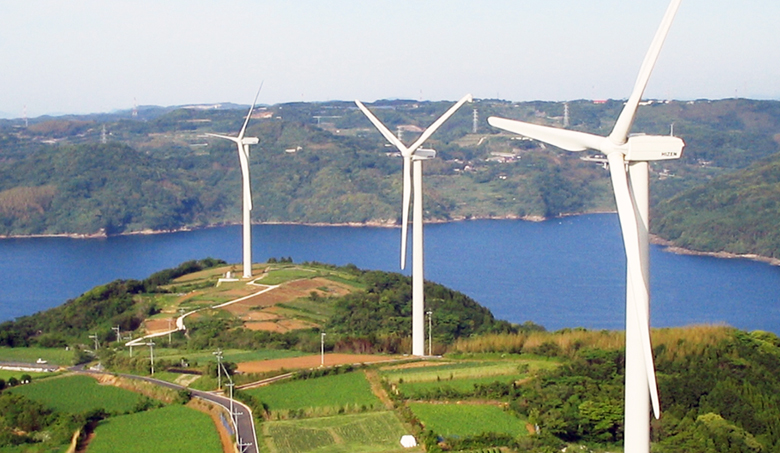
[
  {"x1": 213, "y1": 349, "x2": 223, "y2": 389},
  {"x1": 472, "y1": 108, "x2": 478, "y2": 134},
  {"x1": 320, "y1": 332, "x2": 326, "y2": 367},
  {"x1": 427, "y1": 310, "x2": 433, "y2": 356},
  {"x1": 112, "y1": 326, "x2": 121, "y2": 343},
  {"x1": 88, "y1": 334, "x2": 99, "y2": 351},
  {"x1": 168, "y1": 318, "x2": 172, "y2": 345},
  {"x1": 563, "y1": 102, "x2": 570, "y2": 128},
  {"x1": 146, "y1": 341, "x2": 155, "y2": 375}
]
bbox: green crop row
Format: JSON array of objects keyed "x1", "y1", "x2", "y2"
[
  {"x1": 88, "y1": 405, "x2": 221, "y2": 453},
  {"x1": 263, "y1": 411, "x2": 408, "y2": 453}
]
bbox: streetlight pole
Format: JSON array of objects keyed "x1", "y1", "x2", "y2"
[
  {"x1": 320, "y1": 332, "x2": 326, "y2": 367},
  {"x1": 427, "y1": 311, "x2": 433, "y2": 356},
  {"x1": 146, "y1": 341, "x2": 155, "y2": 375}
]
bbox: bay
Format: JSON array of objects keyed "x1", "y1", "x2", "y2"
[{"x1": 1, "y1": 214, "x2": 778, "y2": 333}]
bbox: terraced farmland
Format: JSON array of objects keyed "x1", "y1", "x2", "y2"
[
  {"x1": 409, "y1": 402, "x2": 529, "y2": 438},
  {"x1": 263, "y1": 411, "x2": 413, "y2": 453},
  {"x1": 245, "y1": 371, "x2": 381, "y2": 415},
  {"x1": 8, "y1": 374, "x2": 142, "y2": 414},
  {"x1": 88, "y1": 405, "x2": 221, "y2": 453}
]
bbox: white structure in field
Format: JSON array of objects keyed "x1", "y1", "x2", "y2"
[
  {"x1": 400, "y1": 435, "x2": 417, "y2": 448},
  {"x1": 488, "y1": 1, "x2": 684, "y2": 451},
  {"x1": 206, "y1": 87, "x2": 262, "y2": 278},
  {"x1": 356, "y1": 95, "x2": 472, "y2": 357}
]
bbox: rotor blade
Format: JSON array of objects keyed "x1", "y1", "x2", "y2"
[
  {"x1": 407, "y1": 94, "x2": 472, "y2": 154},
  {"x1": 355, "y1": 100, "x2": 410, "y2": 155},
  {"x1": 400, "y1": 156, "x2": 411, "y2": 270},
  {"x1": 488, "y1": 117, "x2": 603, "y2": 152},
  {"x1": 609, "y1": 0, "x2": 682, "y2": 144},
  {"x1": 606, "y1": 152, "x2": 661, "y2": 418},
  {"x1": 238, "y1": 82, "x2": 264, "y2": 140},
  {"x1": 205, "y1": 132, "x2": 239, "y2": 143},
  {"x1": 239, "y1": 147, "x2": 252, "y2": 211}
]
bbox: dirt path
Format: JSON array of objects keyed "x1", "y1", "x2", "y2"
[{"x1": 364, "y1": 368, "x2": 394, "y2": 409}]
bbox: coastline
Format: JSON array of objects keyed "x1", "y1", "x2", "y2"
[{"x1": 2, "y1": 214, "x2": 777, "y2": 267}]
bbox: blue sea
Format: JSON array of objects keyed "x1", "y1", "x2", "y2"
[{"x1": 1, "y1": 214, "x2": 779, "y2": 333}]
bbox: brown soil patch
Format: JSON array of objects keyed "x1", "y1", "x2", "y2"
[
  {"x1": 287, "y1": 277, "x2": 353, "y2": 297},
  {"x1": 237, "y1": 353, "x2": 401, "y2": 373},
  {"x1": 144, "y1": 318, "x2": 175, "y2": 333},
  {"x1": 187, "y1": 398, "x2": 234, "y2": 453},
  {"x1": 243, "y1": 318, "x2": 316, "y2": 333},
  {"x1": 244, "y1": 322, "x2": 287, "y2": 332}
]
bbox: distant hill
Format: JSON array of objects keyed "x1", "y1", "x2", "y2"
[
  {"x1": 653, "y1": 151, "x2": 780, "y2": 259},
  {"x1": 1, "y1": 98, "x2": 779, "y2": 258}
]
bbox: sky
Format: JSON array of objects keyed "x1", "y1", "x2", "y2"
[{"x1": 1, "y1": 0, "x2": 779, "y2": 118}]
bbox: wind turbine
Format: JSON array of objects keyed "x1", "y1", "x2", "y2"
[
  {"x1": 206, "y1": 86, "x2": 262, "y2": 279},
  {"x1": 487, "y1": 1, "x2": 683, "y2": 451},
  {"x1": 356, "y1": 94, "x2": 472, "y2": 356}
]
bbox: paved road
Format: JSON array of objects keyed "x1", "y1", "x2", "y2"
[{"x1": 78, "y1": 370, "x2": 259, "y2": 453}]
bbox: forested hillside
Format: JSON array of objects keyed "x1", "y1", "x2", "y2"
[
  {"x1": 653, "y1": 151, "x2": 780, "y2": 259},
  {"x1": 1, "y1": 98, "x2": 779, "y2": 257}
]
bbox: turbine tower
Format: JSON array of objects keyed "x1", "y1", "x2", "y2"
[
  {"x1": 356, "y1": 95, "x2": 472, "y2": 356},
  {"x1": 207, "y1": 86, "x2": 262, "y2": 278},
  {"x1": 487, "y1": 1, "x2": 683, "y2": 451}
]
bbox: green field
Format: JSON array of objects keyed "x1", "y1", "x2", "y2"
[
  {"x1": 263, "y1": 411, "x2": 413, "y2": 453},
  {"x1": 260, "y1": 268, "x2": 320, "y2": 285},
  {"x1": 408, "y1": 403, "x2": 528, "y2": 438},
  {"x1": 88, "y1": 405, "x2": 221, "y2": 453},
  {"x1": 246, "y1": 372, "x2": 380, "y2": 412},
  {"x1": 0, "y1": 346, "x2": 74, "y2": 365},
  {"x1": 139, "y1": 347, "x2": 304, "y2": 364},
  {"x1": 8, "y1": 374, "x2": 142, "y2": 414},
  {"x1": 381, "y1": 361, "x2": 524, "y2": 384},
  {"x1": 0, "y1": 370, "x2": 54, "y2": 382},
  {"x1": 398, "y1": 374, "x2": 523, "y2": 396}
]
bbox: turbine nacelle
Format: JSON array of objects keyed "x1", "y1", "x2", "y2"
[
  {"x1": 242, "y1": 137, "x2": 260, "y2": 145},
  {"x1": 625, "y1": 135, "x2": 684, "y2": 162},
  {"x1": 413, "y1": 148, "x2": 436, "y2": 160}
]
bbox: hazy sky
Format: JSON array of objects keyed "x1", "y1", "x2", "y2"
[{"x1": 1, "y1": 0, "x2": 779, "y2": 118}]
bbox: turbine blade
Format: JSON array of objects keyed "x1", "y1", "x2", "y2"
[
  {"x1": 238, "y1": 82, "x2": 264, "y2": 140},
  {"x1": 355, "y1": 100, "x2": 410, "y2": 155},
  {"x1": 400, "y1": 157, "x2": 411, "y2": 269},
  {"x1": 239, "y1": 148, "x2": 252, "y2": 211},
  {"x1": 488, "y1": 117, "x2": 603, "y2": 152},
  {"x1": 408, "y1": 94, "x2": 473, "y2": 154},
  {"x1": 607, "y1": 152, "x2": 661, "y2": 418},
  {"x1": 206, "y1": 133, "x2": 239, "y2": 143},
  {"x1": 609, "y1": 0, "x2": 682, "y2": 144}
]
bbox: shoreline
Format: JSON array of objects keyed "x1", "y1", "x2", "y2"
[{"x1": 1, "y1": 214, "x2": 777, "y2": 267}]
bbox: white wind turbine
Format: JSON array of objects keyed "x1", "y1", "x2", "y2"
[
  {"x1": 488, "y1": 1, "x2": 683, "y2": 451},
  {"x1": 356, "y1": 95, "x2": 472, "y2": 356},
  {"x1": 207, "y1": 87, "x2": 262, "y2": 278}
]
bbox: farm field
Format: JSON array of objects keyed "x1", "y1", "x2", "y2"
[
  {"x1": 0, "y1": 369, "x2": 53, "y2": 381},
  {"x1": 408, "y1": 402, "x2": 529, "y2": 438},
  {"x1": 150, "y1": 347, "x2": 305, "y2": 364},
  {"x1": 8, "y1": 374, "x2": 142, "y2": 414},
  {"x1": 263, "y1": 411, "x2": 416, "y2": 453},
  {"x1": 245, "y1": 371, "x2": 380, "y2": 413},
  {"x1": 237, "y1": 353, "x2": 399, "y2": 373},
  {"x1": 0, "y1": 346, "x2": 73, "y2": 365},
  {"x1": 88, "y1": 404, "x2": 222, "y2": 453},
  {"x1": 380, "y1": 358, "x2": 556, "y2": 385}
]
